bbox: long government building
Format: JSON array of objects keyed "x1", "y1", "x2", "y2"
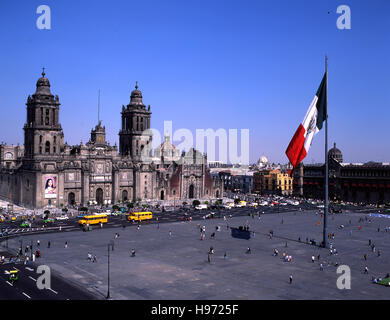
[{"x1": 0, "y1": 71, "x2": 223, "y2": 209}]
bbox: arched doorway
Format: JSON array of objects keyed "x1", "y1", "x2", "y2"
[
  {"x1": 96, "y1": 188, "x2": 103, "y2": 205},
  {"x1": 68, "y1": 192, "x2": 75, "y2": 206},
  {"x1": 122, "y1": 190, "x2": 128, "y2": 202},
  {"x1": 160, "y1": 190, "x2": 164, "y2": 200},
  {"x1": 189, "y1": 184, "x2": 194, "y2": 199}
]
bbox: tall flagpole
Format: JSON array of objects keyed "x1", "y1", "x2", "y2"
[{"x1": 323, "y1": 55, "x2": 329, "y2": 248}]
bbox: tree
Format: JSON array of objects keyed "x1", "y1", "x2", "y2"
[
  {"x1": 204, "y1": 201, "x2": 209, "y2": 205},
  {"x1": 127, "y1": 202, "x2": 134, "y2": 209},
  {"x1": 234, "y1": 198, "x2": 241, "y2": 204},
  {"x1": 112, "y1": 205, "x2": 120, "y2": 211},
  {"x1": 192, "y1": 200, "x2": 200, "y2": 207},
  {"x1": 44, "y1": 210, "x2": 50, "y2": 215},
  {"x1": 182, "y1": 201, "x2": 188, "y2": 206},
  {"x1": 62, "y1": 207, "x2": 68, "y2": 213},
  {"x1": 80, "y1": 207, "x2": 88, "y2": 212}
]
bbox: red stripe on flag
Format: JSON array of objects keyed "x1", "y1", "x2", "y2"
[{"x1": 286, "y1": 124, "x2": 307, "y2": 168}]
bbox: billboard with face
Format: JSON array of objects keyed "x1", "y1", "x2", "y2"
[{"x1": 44, "y1": 176, "x2": 57, "y2": 199}]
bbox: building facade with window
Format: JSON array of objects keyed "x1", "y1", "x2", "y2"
[
  {"x1": 0, "y1": 72, "x2": 223, "y2": 208},
  {"x1": 253, "y1": 169, "x2": 293, "y2": 195},
  {"x1": 293, "y1": 143, "x2": 390, "y2": 204}
]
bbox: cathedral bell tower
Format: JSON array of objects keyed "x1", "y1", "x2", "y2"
[
  {"x1": 23, "y1": 69, "x2": 64, "y2": 158},
  {"x1": 119, "y1": 82, "x2": 152, "y2": 159}
]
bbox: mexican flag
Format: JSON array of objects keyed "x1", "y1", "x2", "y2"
[{"x1": 286, "y1": 73, "x2": 327, "y2": 172}]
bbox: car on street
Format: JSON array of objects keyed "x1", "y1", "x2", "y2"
[
  {"x1": 195, "y1": 204, "x2": 208, "y2": 210},
  {"x1": 20, "y1": 221, "x2": 31, "y2": 228},
  {"x1": 56, "y1": 215, "x2": 69, "y2": 221}
]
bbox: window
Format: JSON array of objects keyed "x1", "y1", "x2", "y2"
[
  {"x1": 45, "y1": 117, "x2": 49, "y2": 125},
  {"x1": 45, "y1": 141, "x2": 50, "y2": 154},
  {"x1": 40, "y1": 135, "x2": 42, "y2": 143}
]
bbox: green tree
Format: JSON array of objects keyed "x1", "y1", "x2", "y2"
[
  {"x1": 234, "y1": 198, "x2": 241, "y2": 204},
  {"x1": 127, "y1": 202, "x2": 134, "y2": 209},
  {"x1": 192, "y1": 200, "x2": 200, "y2": 207}
]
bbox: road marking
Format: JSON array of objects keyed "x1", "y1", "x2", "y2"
[
  {"x1": 22, "y1": 292, "x2": 31, "y2": 299},
  {"x1": 25, "y1": 267, "x2": 34, "y2": 272},
  {"x1": 13, "y1": 267, "x2": 19, "y2": 271},
  {"x1": 6, "y1": 281, "x2": 13, "y2": 286},
  {"x1": 29, "y1": 276, "x2": 37, "y2": 282},
  {"x1": 48, "y1": 288, "x2": 58, "y2": 294}
]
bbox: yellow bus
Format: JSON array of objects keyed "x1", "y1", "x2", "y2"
[
  {"x1": 78, "y1": 214, "x2": 108, "y2": 226},
  {"x1": 127, "y1": 211, "x2": 153, "y2": 222}
]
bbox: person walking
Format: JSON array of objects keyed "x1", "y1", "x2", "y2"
[
  {"x1": 312, "y1": 256, "x2": 315, "y2": 263},
  {"x1": 364, "y1": 254, "x2": 367, "y2": 261},
  {"x1": 224, "y1": 252, "x2": 227, "y2": 259},
  {"x1": 320, "y1": 263, "x2": 323, "y2": 271},
  {"x1": 289, "y1": 275, "x2": 292, "y2": 284},
  {"x1": 131, "y1": 249, "x2": 136, "y2": 257},
  {"x1": 37, "y1": 240, "x2": 40, "y2": 247},
  {"x1": 64, "y1": 241, "x2": 68, "y2": 248},
  {"x1": 93, "y1": 255, "x2": 97, "y2": 263},
  {"x1": 364, "y1": 266, "x2": 369, "y2": 274},
  {"x1": 169, "y1": 230, "x2": 172, "y2": 237},
  {"x1": 47, "y1": 241, "x2": 51, "y2": 248}
]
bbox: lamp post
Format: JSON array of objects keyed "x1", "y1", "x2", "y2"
[{"x1": 106, "y1": 241, "x2": 114, "y2": 299}]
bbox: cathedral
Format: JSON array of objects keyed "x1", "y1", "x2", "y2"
[{"x1": 0, "y1": 71, "x2": 223, "y2": 209}]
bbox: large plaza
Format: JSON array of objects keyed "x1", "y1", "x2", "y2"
[{"x1": 5, "y1": 210, "x2": 390, "y2": 299}]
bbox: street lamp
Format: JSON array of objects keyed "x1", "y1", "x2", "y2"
[{"x1": 106, "y1": 241, "x2": 114, "y2": 299}]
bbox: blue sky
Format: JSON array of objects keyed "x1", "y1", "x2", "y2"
[{"x1": 0, "y1": 0, "x2": 389, "y2": 164}]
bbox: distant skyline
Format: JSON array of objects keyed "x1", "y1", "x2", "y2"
[{"x1": 0, "y1": 0, "x2": 389, "y2": 164}]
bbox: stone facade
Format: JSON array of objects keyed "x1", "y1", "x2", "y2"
[
  {"x1": 0, "y1": 72, "x2": 223, "y2": 208},
  {"x1": 293, "y1": 145, "x2": 390, "y2": 204}
]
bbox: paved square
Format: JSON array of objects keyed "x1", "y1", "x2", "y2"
[{"x1": 7, "y1": 211, "x2": 390, "y2": 299}]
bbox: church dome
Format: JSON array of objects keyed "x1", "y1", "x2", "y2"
[
  {"x1": 35, "y1": 69, "x2": 52, "y2": 96},
  {"x1": 257, "y1": 155, "x2": 268, "y2": 168},
  {"x1": 328, "y1": 142, "x2": 343, "y2": 162},
  {"x1": 129, "y1": 82, "x2": 144, "y2": 106}
]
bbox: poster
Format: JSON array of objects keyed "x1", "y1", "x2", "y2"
[{"x1": 44, "y1": 176, "x2": 57, "y2": 199}]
